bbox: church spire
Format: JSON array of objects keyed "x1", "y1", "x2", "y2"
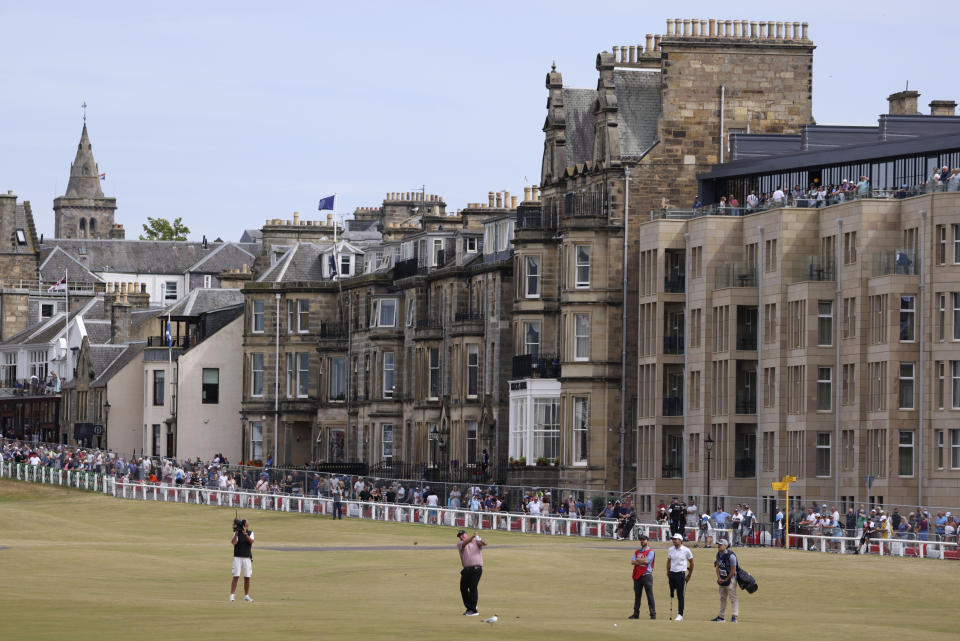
[{"x1": 65, "y1": 123, "x2": 104, "y2": 198}]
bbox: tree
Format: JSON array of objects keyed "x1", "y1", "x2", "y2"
[{"x1": 139, "y1": 217, "x2": 191, "y2": 241}]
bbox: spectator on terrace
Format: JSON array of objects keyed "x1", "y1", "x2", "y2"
[
  {"x1": 771, "y1": 185, "x2": 785, "y2": 204},
  {"x1": 527, "y1": 495, "x2": 543, "y2": 516},
  {"x1": 255, "y1": 475, "x2": 269, "y2": 493},
  {"x1": 469, "y1": 493, "x2": 482, "y2": 511},
  {"x1": 728, "y1": 194, "x2": 740, "y2": 215},
  {"x1": 449, "y1": 486, "x2": 462, "y2": 509},
  {"x1": 935, "y1": 512, "x2": 947, "y2": 538},
  {"x1": 944, "y1": 515, "x2": 957, "y2": 542},
  {"x1": 692, "y1": 195, "x2": 702, "y2": 210},
  {"x1": 856, "y1": 175, "x2": 870, "y2": 196}
]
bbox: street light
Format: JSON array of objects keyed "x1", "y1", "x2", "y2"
[
  {"x1": 103, "y1": 400, "x2": 111, "y2": 450},
  {"x1": 704, "y1": 434, "x2": 715, "y2": 511}
]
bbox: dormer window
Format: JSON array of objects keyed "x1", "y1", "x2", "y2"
[{"x1": 15, "y1": 229, "x2": 27, "y2": 245}]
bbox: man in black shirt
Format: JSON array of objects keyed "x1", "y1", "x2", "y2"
[
  {"x1": 230, "y1": 519, "x2": 255, "y2": 602},
  {"x1": 669, "y1": 498, "x2": 685, "y2": 538}
]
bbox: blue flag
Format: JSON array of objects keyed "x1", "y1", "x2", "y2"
[
  {"x1": 329, "y1": 255, "x2": 338, "y2": 277},
  {"x1": 318, "y1": 195, "x2": 336, "y2": 211},
  {"x1": 165, "y1": 321, "x2": 172, "y2": 347}
]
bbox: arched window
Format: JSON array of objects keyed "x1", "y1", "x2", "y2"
[
  {"x1": 89, "y1": 218, "x2": 97, "y2": 236},
  {"x1": 79, "y1": 218, "x2": 87, "y2": 238},
  {"x1": 82, "y1": 164, "x2": 90, "y2": 176}
]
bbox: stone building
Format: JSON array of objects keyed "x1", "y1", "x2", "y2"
[
  {"x1": 512, "y1": 17, "x2": 815, "y2": 492},
  {"x1": 635, "y1": 94, "x2": 960, "y2": 516}
]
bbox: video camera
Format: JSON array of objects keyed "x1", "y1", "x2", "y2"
[{"x1": 233, "y1": 518, "x2": 247, "y2": 533}]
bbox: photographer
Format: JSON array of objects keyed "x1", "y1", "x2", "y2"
[{"x1": 230, "y1": 518, "x2": 255, "y2": 602}]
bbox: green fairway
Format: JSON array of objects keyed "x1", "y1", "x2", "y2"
[{"x1": 0, "y1": 479, "x2": 955, "y2": 640}]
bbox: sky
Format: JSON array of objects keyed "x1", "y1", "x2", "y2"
[{"x1": 0, "y1": 0, "x2": 952, "y2": 242}]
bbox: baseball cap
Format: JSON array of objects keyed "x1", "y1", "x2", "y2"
[
  {"x1": 671, "y1": 533, "x2": 684, "y2": 540},
  {"x1": 456, "y1": 530, "x2": 466, "y2": 538},
  {"x1": 638, "y1": 533, "x2": 649, "y2": 540},
  {"x1": 717, "y1": 538, "x2": 729, "y2": 546}
]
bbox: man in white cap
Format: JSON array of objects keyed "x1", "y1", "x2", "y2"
[
  {"x1": 711, "y1": 539, "x2": 738, "y2": 623},
  {"x1": 667, "y1": 532, "x2": 694, "y2": 621}
]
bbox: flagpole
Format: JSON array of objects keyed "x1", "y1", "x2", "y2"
[{"x1": 63, "y1": 268, "x2": 69, "y2": 380}]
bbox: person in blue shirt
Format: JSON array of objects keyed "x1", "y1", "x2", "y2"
[
  {"x1": 711, "y1": 507, "x2": 731, "y2": 540},
  {"x1": 711, "y1": 539, "x2": 738, "y2": 623}
]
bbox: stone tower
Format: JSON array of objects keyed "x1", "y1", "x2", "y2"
[{"x1": 53, "y1": 124, "x2": 117, "y2": 239}]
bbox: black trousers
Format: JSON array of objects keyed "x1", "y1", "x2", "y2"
[
  {"x1": 668, "y1": 571, "x2": 686, "y2": 615},
  {"x1": 460, "y1": 566, "x2": 482, "y2": 611},
  {"x1": 332, "y1": 500, "x2": 342, "y2": 519},
  {"x1": 633, "y1": 574, "x2": 655, "y2": 616}
]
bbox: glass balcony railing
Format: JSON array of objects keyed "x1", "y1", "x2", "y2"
[
  {"x1": 664, "y1": 335, "x2": 684, "y2": 354},
  {"x1": 662, "y1": 396, "x2": 683, "y2": 416}
]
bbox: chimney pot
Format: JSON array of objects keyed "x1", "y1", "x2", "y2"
[
  {"x1": 801, "y1": 22, "x2": 809, "y2": 40},
  {"x1": 645, "y1": 33, "x2": 654, "y2": 50},
  {"x1": 511, "y1": 196, "x2": 518, "y2": 208},
  {"x1": 666, "y1": 18, "x2": 675, "y2": 35},
  {"x1": 654, "y1": 34, "x2": 661, "y2": 49},
  {"x1": 709, "y1": 18, "x2": 716, "y2": 36},
  {"x1": 293, "y1": 211, "x2": 300, "y2": 224}
]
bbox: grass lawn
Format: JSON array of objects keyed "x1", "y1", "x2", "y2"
[{"x1": 0, "y1": 478, "x2": 955, "y2": 640}]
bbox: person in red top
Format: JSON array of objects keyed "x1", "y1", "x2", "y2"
[
  {"x1": 628, "y1": 533, "x2": 656, "y2": 620},
  {"x1": 456, "y1": 530, "x2": 487, "y2": 616}
]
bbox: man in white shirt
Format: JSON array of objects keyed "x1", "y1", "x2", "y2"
[
  {"x1": 666, "y1": 533, "x2": 694, "y2": 621},
  {"x1": 426, "y1": 489, "x2": 440, "y2": 524},
  {"x1": 746, "y1": 191, "x2": 758, "y2": 210},
  {"x1": 527, "y1": 497, "x2": 542, "y2": 515},
  {"x1": 772, "y1": 186, "x2": 785, "y2": 203},
  {"x1": 730, "y1": 509, "x2": 744, "y2": 546}
]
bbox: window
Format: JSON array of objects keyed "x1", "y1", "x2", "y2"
[
  {"x1": 428, "y1": 347, "x2": 440, "y2": 399},
  {"x1": 691, "y1": 308, "x2": 702, "y2": 348},
  {"x1": 869, "y1": 361, "x2": 887, "y2": 412},
  {"x1": 870, "y1": 295, "x2": 887, "y2": 344},
  {"x1": 938, "y1": 361, "x2": 945, "y2": 409},
  {"x1": 203, "y1": 275, "x2": 212, "y2": 288},
  {"x1": 371, "y1": 298, "x2": 397, "y2": 327},
  {"x1": 936, "y1": 430, "x2": 944, "y2": 469},
  {"x1": 466, "y1": 237, "x2": 478, "y2": 253},
  {"x1": 689, "y1": 370, "x2": 701, "y2": 410},
  {"x1": 432, "y1": 239, "x2": 443, "y2": 266},
  {"x1": 287, "y1": 300, "x2": 295, "y2": 333},
  {"x1": 298, "y1": 299, "x2": 310, "y2": 333},
  {"x1": 152, "y1": 425, "x2": 160, "y2": 456},
  {"x1": 286, "y1": 353, "x2": 295, "y2": 397},
  {"x1": 843, "y1": 297, "x2": 856, "y2": 339},
  {"x1": 153, "y1": 370, "x2": 165, "y2": 406},
  {"x1": 763, "y1": 367, "x2": 776, "y2": 408},
  {"x1": 202, "y1": 368, "x2": 220, "y2": 404},
  {"x1": 787, "y1": 365, "x2": 805, "y2": 414},
  {"x1": 574, "y1": 314, "x2": 590, "y2": 360},
  {"x1": 899, "y1": 295, "x2": 915, "y2": 341},
  {"x1": 841, "y1": 363, "x2": 855, "y2": 405},
  {"x1": 330, "y1": 357, "x2": 346, "y2": 401},
  {"x1": 572, "y1": 396, "x2": 589, "y2": 464},
  {"x1": 28, "y1": 350, "x2": 48, "y2": 380},
  {"x1": 252, "y1": 300, "x2": 264, "y2": 333},
  {"x1": 952, "y1": 429, "x2": 960, "y2": 469},
  {"x1": 817, "y1": 367, "x2": 832, "y2": 411},
  {"x1": 575, "y1": 245, "x2": 591, "y2": 288},
  {"x1": 525, "y1": 256, "x2": 540, "y2": 298},
  {"x1": 340, "y1": 253, "x2": 352, "y2": 276},
  {"x1": 164, "y1": 281, "x2": 178, "y2": 301},
  {"x1": 406, "y1": 297, "x2": 415, "y2": 327},
  {"x1": 938, "y1": 225, "x2": 947, "y2": 264},
  {"x1": 381, "y1": 424, "x2": 393, "y2": 462},
  {"x1": 843, "y1": 231, "x2": 857, "y2": 264},
  {"x1": 250, "y1": 421, "x2": 263, "y2": 461},
  {"x1": 953, "y1": 360, "x2": 960, "y2": 409},
  {"x1": 764, "y1": 303, "x2": 776, "y2": 343},
  {"x1": 523, "y1": 321, "x2": 541, "y2": 356},
  {"x1": 841, "y1": 430, "x2": 855, "y2": 471},
  {"x1": 251, "y1": 353, "x2": 264, "y2": 396},
  {"x1": 898, "y1": 363, "x2": 914, "y2": 409},
  {"x1": 954, "y1": 223, "x2": 960, "y2": 263},
  {"x1": 1, "y1": 353, "x2": 16, "y2": 387},
  {"x1": 691, "y1": 245, "x2": 703, "y2": 278},
  {"x1": 382, "y1": 352, "x2": 395, "y2": 398},
  {"x1": 713, "y1": 305, "x2": 729, "y2": 352},
  {"x1": 465, "y1": 421, "x2": 477, "y2": 464},
  {"x1": 898, "y1": 431, "x2": 914, "y2": 476},
  {"x1": 466, "y1": 344, "x2": 478, "y2": 397},
  {"x1": 296, "y1": 354, "x2": 309, "y2": 397},
  {"x1": 15, "y1": 229, "x2": 26, "y2": 245},
  {"x1": 533, "y1": 398, "x2": 560, "y2": 460},
  {"x1": 939, "y1": 294, "x2": 946, "y2": 341},
  {"x1": 765, "y1": 238, "x2": 778, "y2": 272},
  {"x1": 816, "y1": 432, "x2": 831, "y2": 477},
  {"x1": 40, "y1": 303, "x2": 54, "y2": 318},
  {"x1": 817, "y1": 300, "x2": 833, "y2": 346},
  {"x1": 954, "y1": 292, "x2": 960, "y2": 340}
]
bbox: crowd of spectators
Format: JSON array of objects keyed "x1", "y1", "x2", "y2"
[{"x1": 790, "y1": 503, "x2": 959, "y2": 547}]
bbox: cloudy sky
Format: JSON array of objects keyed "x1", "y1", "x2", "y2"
[{"x1": 0, "y1": 0, "x2": 945, "y2": 241}]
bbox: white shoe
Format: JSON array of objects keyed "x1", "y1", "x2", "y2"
[
  {"x1": 244, "y1": 595, "x2": 254, "y2": 602},
  {"x1": 229, "y1": 595, "x2": 235, "y2": 602},
  {"x1": 674, "y1": 615, "x2": 683, "y2": 622}
]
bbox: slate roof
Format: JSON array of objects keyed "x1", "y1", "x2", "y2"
[
  {"x1": 82, "y1": 319, "x2": 112, "y2": 344},
  {"x1": 563, "y1": 88, "x2": 597, "y2": 166},
  {"x1": 0, "y1": 298, "x2": 99, "y2": 346},
  {"x1": 239, "y1": 229, "x2": 263, "y2": 243},
  {"x1": 39, "y1": 239, "x2": 260, "y2": 275},
  {"x1": 186, "y1": 242, "x2": 256, "y2": 274},
  {"x1": 259, "y1": 243, "x2": 327, "y2": 283},
  {"x1": 163, "y1": 288, "x2": 244, "y2": 318},
  {"x1": 613, "y1": 69, "x2": 661, "y2": 156},
  {"x1": 91, "y1": 342, "x2": 146, "y2": 388},
  {"x1": 38, "y1": 246, "x2": 103, "y2": 283}
]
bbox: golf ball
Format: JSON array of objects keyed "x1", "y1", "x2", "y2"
[{"x1": 613, "y1": 624, "x2": 618, "y2": 628}]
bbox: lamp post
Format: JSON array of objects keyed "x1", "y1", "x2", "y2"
[
  {"x1": 240, "y1": 411, "x2": 248, "y2": 465},
  {"x1": 704, "y1": 434, "x2": 715, "y2": 511},
  {"x1": 103, "y1": 400, "x2": 111, "y2": 450}
]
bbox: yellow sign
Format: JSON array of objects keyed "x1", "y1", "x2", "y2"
[
  {"x1": 771, "y1": 482, "x2": 787, "y2": 491},
  {"x1": 784, "y1": 475, "x2": 797, "y2": 483},
  {"x1": 771, "y1": 475, "x2": 797, "y2": 549}
]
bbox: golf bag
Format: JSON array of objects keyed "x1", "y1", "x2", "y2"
[{"x1": 736, "y1": 566, "x2": 758, "y2": 594}]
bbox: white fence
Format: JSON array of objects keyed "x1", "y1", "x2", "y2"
[{"x1": 2, "y1": 463, "x2": 957, "y2": 561}]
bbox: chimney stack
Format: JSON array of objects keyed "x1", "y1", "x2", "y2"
[
  {"x1": 888, "y1": 90, "x2": 921, "y2": 115},
  {"x1": 110, "y1": 294, "x2": 131, "y2": 344},
  {"x1": 930, "y1": 100, "x2": 957, "y2": 116}
]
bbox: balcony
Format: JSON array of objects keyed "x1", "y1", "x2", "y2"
[
  {"x1": 736, "y1": 335, "x2": 757, "y2": 351},
  {"x1": 416, "y1": 316, "x2": 443, "y2": 330},
  {"x1": 735, "y1": 393, "x2": 757, "y2": 414},
  {"x1": 146, "y1": 335, "x2": 191, "y2": 348},
  {"x1": 454, "y1": 310, "x2": 483, "y2": 323},
  {"x1": 872, "y1": 249, "x2": 917, "y2": 277},
  {"x1": 796, "y1": 255, "x2": 836, "y2": 282},
  {"x1": 663, "y1": 334, "x2": 684, "y2": 354},
  {"x1": 516, "y1": 208, "x2": 557, "y2": 231},
  {"x1": 735, "y1": 457, "x2": 757, "y2": 478},
  {"x1": 664, "y1": 275, "x2": 686, "y2": 293},
  {"x1": 319, "y1": 321, "x2": 348, "y2": 338},
  {"x1": 563, "y1": 190, "x2": 607, "y2": 219},
  {"x1": 512, "y1": 354, "x2": 561, "y2": 379},
  {"x1": 393, "y1": 257, "x2": 420, "y2": 280},
  {"x1": 715, "y1": 263, "x2": 757, "y2": 289},
  {"x1": 662, "y1": 396, "x2": 683, "y2": 416}
]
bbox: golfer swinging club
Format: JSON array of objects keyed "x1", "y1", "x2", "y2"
[
  {"x1": 666, "y1": 532, "x2": 694, "y2": 621},
  {"x1": 456, "y1": 529, "x2": 487, "y2": 616}
]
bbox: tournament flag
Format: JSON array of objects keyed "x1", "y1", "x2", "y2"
[{"x1": 318, "y1": 195, "x2": 336, "y2": 211}]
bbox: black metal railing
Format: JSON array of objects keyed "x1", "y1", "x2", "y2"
[
  {"x1": 736, "y1": 334, "x2": 758, "y2": 351},
  {"x1": 735, "y1": 457, "x2": 757, "y2": 478},
  {"x1": 416, "y1": 316, "x2": 442, "y2": 329},
  {"x1": 735, "y1": 394, "x2": 757, "y2": 414},
  {"x1": 664, "y1": 275, "x2": 686, "y2": 293},
  {"x1": 664, "y1": 335, "x2": 684, "y2": 354},
  {"x1": 661, "y1": 464, "x2": 683, "y2": 479},
  {"x1": 512, "y1": 354, "x2": 561, "y2": 379},
  {"x1": 146, "y1": 335, "x2": 190, "y2": 348},
  {"x1": 393, "y1": 257, "x2": 420, "y2": 279},
  {"x1": 319, "y1": 321, "x2": 348, "y2": 338},
  {"x1": 454, "y1": 310, "x2": 483, "y2": 322},
  {"x1": 662, "y1": 396, "x2": 683, "y2": 416},
  {"x1": 564, "y1": 190, "x2": 607, "y2": 218}
]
